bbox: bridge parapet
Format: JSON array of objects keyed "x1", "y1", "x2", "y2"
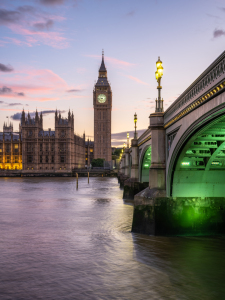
[
  {"x1": 164, "y1": 51, "x2": 225, "y2": 127},
  {"x1": 137, "y1": 128, "x2": 151, "y2": 147}
]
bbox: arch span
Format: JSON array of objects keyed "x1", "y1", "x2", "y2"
[
  {"x1": 139, "y1": 146, "x2": 151, "y2": 183},
  {"x1": 170, "y1": 112, "x2": 225, "y2": 197}
]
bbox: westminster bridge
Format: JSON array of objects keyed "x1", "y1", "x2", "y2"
[{"x1": 119, "y1": 51, "x2": 225, "y2": 236}]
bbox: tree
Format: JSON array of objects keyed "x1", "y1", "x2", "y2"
[
  {"x1": 91, "y1": 158, "x2": 105, "y2": 167},
  {"x1": 113, "y1": 148, "x2": 122, "y2": 156}
]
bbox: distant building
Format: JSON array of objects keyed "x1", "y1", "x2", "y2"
[
  {"x1": 0, "y1": 109, "x2": 86, "y2": 173},
  {"x1": 0, "y1": 122, "x2": 22, "y2": 170}
]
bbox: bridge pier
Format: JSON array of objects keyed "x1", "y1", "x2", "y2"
[
  {"x1": 132, "y1": 112, "x2": 168, "y2": 233},
  {"x1": 132, "y1": 195, "x2": 225, "y2": 236},
  {"x1": 118, "y1": 151, "x2": 128, "y2": 188},
  {"x1": 149, "y1": 112, "x2": 166, "y2": 194},
  {"x1": 123, "y1": 138, "x2": 148, "y2": 199}
]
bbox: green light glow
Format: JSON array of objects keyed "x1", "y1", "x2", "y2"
[
  {"x1": 141, "y1": 146, "x2": 152, "y2": 182},
  {"x1": 182, "y1": 162, "x2": 190, "y2": 166},
  {"x1": 211, "y1": 161, "x2": 220, "y2": 165}
]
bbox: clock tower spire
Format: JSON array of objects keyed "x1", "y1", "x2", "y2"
[{"x1": 93, "y1": 51, "x2": 112, "y2": 163}]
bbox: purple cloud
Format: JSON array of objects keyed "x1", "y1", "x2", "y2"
[
  {"x1": 33, "y1": 19, "x2": 54, "y2": 31},
  {"x1": 126, "y1": 10, "x2": 136, "y2": 17},
  {"x1": 0, "y1": 86, "x2": 12, "y2": 94},
  {"x1": 67, "y1": 89, "x2": 82, "y2": 93},
  {"x1": 39, "y1": 0, "x2": 65, "y2": 5},
  {"x1": 213, "y1": 29, "x2": 225, "y2": 38},
  {"x1": 0, "y1": 63, "x2": 13, "y2": 72}
]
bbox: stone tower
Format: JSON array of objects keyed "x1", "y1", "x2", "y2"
[{"x1": 93, "y1": 51, "x2": 112, "y2": 162}]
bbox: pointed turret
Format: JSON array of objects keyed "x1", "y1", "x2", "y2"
[
  {"x1": 21, "y1": 109, "x2": 25, "y2": 124},
  {"x1": 96, "y1": 50, "x2": 110, "y2": 87},
  {"x1": 35, "y1": 109, "x2": 38, "y2": 122},
  {"x1": 99, "y1": 50, "x2": 107, "y2": 73},
  {"x1": 68, "y1": 109, "x2": 71, "y2": 121},
  {"x1": 40, "y1": 111, "x2": 43, "y2": 124}
]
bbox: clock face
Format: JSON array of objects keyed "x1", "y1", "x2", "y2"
[{"x1": 97, "y1": 94, "x2": 107, "y2": 103}]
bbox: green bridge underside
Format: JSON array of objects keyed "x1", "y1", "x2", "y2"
[
  {"x1": 173, "y1": 116, "x2": 225, "y2": 197},
  {"x1": 141, "y1": 146, "x2": 151, "y2": 183}
]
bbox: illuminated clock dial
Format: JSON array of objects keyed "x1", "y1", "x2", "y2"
[{"x1": 97, "y1": 94, "x2": 107, "y2": 103}]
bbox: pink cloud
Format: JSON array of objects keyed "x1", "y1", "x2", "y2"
[
  {"x1": 85, "y1": 55, "x2": 135, "y2": 68},
  {"x1": 0, "y1": 68, "x2": 72, "y2": 102},
  {"x1": 0, "y1": 108, "x2": 23, "y2": 112},
  {"x1": 8, "y1": 24, "x2": 68, "y2": 49},
  {"x1": 0, "y1": 6, "x2": 68, "y2": 49},
  {"x1": 38, "y1": 97, "x2": 59, "y2": 102},
  {"x1": 126, "y1": 75, "x2": 149, "y2": 85},
  {"x1": 4, "y1": 37, "x2": 32, "y2": 47}
]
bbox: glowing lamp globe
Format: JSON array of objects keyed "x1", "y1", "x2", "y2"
[
  {"x1": 156, "y1": 57, "x2": 162, "y2": 69},
  {"x1": 157, "y1": 65, "x2": 163, "y2": 78}
]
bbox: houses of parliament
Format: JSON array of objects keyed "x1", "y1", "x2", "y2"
[{"x1": 0, "y1": 53, "x2": 112, "y2": 174}]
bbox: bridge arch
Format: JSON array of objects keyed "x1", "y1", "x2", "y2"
[
  {"x1": 168, "y1": 105, "x2": 225, "y2": 197},
  {"x1": 139, "y1": 145, "x2": 151, "y2": 183}
]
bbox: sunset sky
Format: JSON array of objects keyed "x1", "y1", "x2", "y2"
[{"x1": 0, "y1": 0, "x2": 224, "y2": 146}]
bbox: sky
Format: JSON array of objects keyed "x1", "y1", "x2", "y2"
[{"x1": 0, "y1": 0, "x2": 224, "y2": 146}]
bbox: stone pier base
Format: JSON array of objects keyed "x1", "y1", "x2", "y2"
[
  {"x1": 123, "y1": 178, "x2": 148, "y2": 200},
  {"x1": 132, "y1": 187, "x2": 225, "y2": 236},
  {"x1": 117, "y1": 173, "x2": 129, "y2": 188}
]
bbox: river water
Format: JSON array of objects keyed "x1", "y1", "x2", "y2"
[{"x1": 0, "y1": 177, "x2": 225, "y2": 300}]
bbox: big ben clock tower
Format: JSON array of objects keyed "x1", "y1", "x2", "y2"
[{"x1": 93, "y1": 51, "x2": 112, "y2": 162}]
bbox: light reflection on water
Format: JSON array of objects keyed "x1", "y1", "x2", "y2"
[{"x1": 0, "y1": 177, "x2": 224, "y2": 300}]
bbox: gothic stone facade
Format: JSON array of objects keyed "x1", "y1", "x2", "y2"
[
  {"x1": 93, "y1": 54, "x2": 112, "y2": 162},
  {"x1": 0, "y1": 110, "x2": 85, "y2": 173},
  {"x1": 0, "y1": 123, "x2": 22, "y2": 170}
]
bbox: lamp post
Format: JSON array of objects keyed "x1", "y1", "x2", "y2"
[
  {"x1": 127, "y1": 132, "x2": 129, "y2": 148},
  {"x1": 134, "y1": 112, "x2": 137, "y2": 139},
  {"x1": 155, "y1": 57, "x2": 164, "y2": 112}
]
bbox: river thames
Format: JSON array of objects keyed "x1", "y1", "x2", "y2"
[{"x1": 0, "y1": 177, "x2": 225, "y2": 300}]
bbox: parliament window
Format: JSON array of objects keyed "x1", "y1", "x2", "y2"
[
  {"x1": 27, "y1": 144, "x2": 33, "y2": 152},
  {"x1": 27, "y1": 155, "x2": 33, "y2": 163},
  {"x1": 51, "y1": 156, "x2": 54, "y2": 163},
  {"x1": 46, "y1": 156, "x2": 49, "y2": 163},
  {"x1": 40, "y1": 155, "x2": 42, "y2": 163},
  {"x1": 60, "y1": 156, "x2": 65, "y2": 163}
]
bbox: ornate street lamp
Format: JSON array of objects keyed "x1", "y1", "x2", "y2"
[
  {"x1": 155, "y1": 57, "x2": 164, "y2": 112},
  {"x1": 127, "y1": 132, "x2": 129, "y2": 148},
  {"x1": 134, "y1": 112, "x2": 137, "y2": 139}
]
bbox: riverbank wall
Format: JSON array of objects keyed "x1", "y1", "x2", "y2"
[{"x1": 0, "y1": 169, "x2": 118, "y2": 177}]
